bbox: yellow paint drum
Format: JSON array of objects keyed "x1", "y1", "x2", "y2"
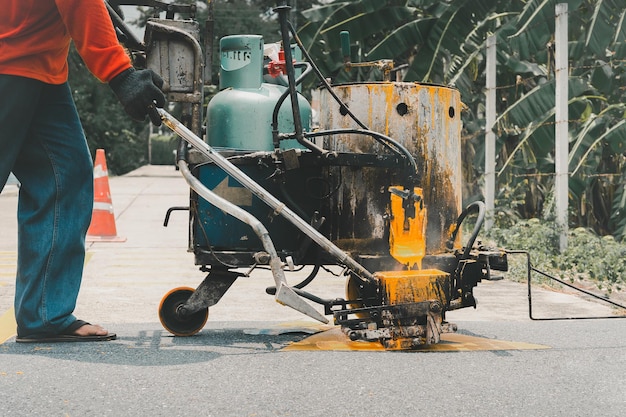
[
  {"x1": 375, "y1": 269, "x2": 449, "y2": 306},
  {"x1": 318, "y1": 82, "x2": 463, "y2": 254}
]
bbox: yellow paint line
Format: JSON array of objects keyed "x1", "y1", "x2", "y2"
[
  {"x1": 0, "y1": 252, "x2": 17, "y2": 345},
  {"x1": 283, "y1": 327, "x2": 550, "y2": 352},
  {"x1": 0, "y1": 252, "x2": 92, "y2": 345},
  {"x1": 0, "y1": 307, "x2": 16, "y2": 345}
]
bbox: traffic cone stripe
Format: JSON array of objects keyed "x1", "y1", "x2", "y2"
[
  {"x1": 93, "y1": 165, "x2": 107, "y2": 179},
  {"x1": 93, "y1": 202, "x2": 115, "y2": 212}
]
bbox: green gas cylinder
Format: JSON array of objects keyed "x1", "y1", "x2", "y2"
[{"x1": 206, "y1": 35, "x2": 311, "y2": 151}]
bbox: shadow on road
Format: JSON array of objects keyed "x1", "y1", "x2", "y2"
[{"x1": 0, "y1": 326, "x2": 313, "y2": 366}]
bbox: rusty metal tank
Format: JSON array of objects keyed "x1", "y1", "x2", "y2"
[{"x1": 318, "y1": 82, "x2": 462, "y2": 256}]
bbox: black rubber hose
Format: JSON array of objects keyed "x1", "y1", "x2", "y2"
[
  {"x1": 293, "y1": 263, "x2": 321, "y2": 289},
  {"x1": 302, "y1": 129, "x2": 418, "y2": 175},
  {"x1": 286, "y1": 21, "x2": 368, "y2": 130},
  {"x1": 285, "y1": 20, "x2": 419, "y2": 178},
  {"x1": 271, "y1": 63, "x2": 324, "y2": 153},
  {"x1": 448, "y1": 201, "x2": 486, "y2": 260},
  {"x1": 265, "y1": 263, "x2": 321, "y2": 295}
]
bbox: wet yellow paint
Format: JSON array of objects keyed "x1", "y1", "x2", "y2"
[
  {"x1": 283, "y1": 327, "x2": 550, "y2": 352},
  {"x1": 0, "y1": 251, "x2": 17, "y2": 278},
  {"x1": 284, "y1": 327, "x2": 386, "y2": 351},
  {"x1": 0, "y1": 251, "x2": 94, "y2": 345},
  {"x1": 388, "y1": 186, "x2": 426, "y2": 269},
  {"x1": 376, "y1": 269, "x2": 449, "y2": 305}
]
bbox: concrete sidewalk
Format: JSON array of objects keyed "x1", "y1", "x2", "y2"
[{"x1": 0, "y1": 164, "x2": 621, "y2": 340}]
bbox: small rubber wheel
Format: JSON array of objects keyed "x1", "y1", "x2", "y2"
[
  {"x1": 159, "y1": 287, "x2": 208, "y2": 336},
  {"x1": 346, "y1": 275, "x2": 379, "y2": 319}
]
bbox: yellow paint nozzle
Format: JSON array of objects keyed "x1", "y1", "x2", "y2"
[{"x1": 388, "y1": 186, "x2": 426, "y2": 269}]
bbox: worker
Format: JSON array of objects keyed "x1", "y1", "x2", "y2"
[{"x1": 0, "y1": 0, "x2": 166, "y2": 342}]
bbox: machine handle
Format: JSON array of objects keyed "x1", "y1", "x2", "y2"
[{"x1": 340, "y1": 31, "x2": 351, "y2": 62}]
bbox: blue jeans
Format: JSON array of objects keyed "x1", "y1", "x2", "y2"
[{"x1": 0, "y1": 75, "x2": 93, "y2": 337}]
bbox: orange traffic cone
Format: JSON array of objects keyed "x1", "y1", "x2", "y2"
[{"x1": 86, "y1": 149, "x2": 126, "y2": 242}]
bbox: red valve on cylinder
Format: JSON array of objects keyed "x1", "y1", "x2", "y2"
[{"x1": 267, "y1": 48, "x2": 292, "y2": 78}]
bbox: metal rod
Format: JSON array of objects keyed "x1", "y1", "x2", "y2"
[
  {"x1": 105, "y1": 1, "x2": 145, "y2": 51},
  {"x1": 275, "y1": 6, "x2": 304, "y2": 142},
  {"x1": 204, "y1": 0, "x2": 214, "y2": 85},
  {"x1": 506, "y1": 250, "x2": 626, "y2": 320}
]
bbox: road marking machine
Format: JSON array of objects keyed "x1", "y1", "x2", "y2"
[{"x1": 108, "y1": 1, "x2": 514, "y2": 349}]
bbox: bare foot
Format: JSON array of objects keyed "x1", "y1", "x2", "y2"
[{"x1": 73, "y1": 323, "x2": 109, "y2": 336}]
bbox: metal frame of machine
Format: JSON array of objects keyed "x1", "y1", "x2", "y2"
[{"x1": 107, "y1": 1, "x2": 514, "y2": 349}]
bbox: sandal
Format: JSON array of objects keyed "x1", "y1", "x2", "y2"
[{"x1": 15, "y1": 320, "x2": 116, "y2": 343}]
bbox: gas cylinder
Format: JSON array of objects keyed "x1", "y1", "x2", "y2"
[
  {"x1": 196, "y1": 35, "x2": 317, "y2": 256},
  {"x1": 206, "y1": 35, "x2": 311, "y2": 151}
]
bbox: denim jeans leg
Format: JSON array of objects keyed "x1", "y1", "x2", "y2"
[
  {"x1": 0, "y1": 76, "x2": 40, "y2": 193},
  {"x1": 7, "y1": 79, "x2": 94, "y2": 337}
]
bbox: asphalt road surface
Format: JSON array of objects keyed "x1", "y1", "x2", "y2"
[{"x1": 1, "y1": 166, "x2": 625, "y2": 417}]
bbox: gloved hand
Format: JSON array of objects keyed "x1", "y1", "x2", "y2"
[{"x1": 109, "y1": 68, "x2": 166, "y2": 126}]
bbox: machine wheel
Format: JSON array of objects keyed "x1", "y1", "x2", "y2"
[
  {"x1": 159, "y1": 287, "x2": 208, "y2": 336},
  {"x1": 346, "y1": 275, "x2": 379, "y2": 318}
]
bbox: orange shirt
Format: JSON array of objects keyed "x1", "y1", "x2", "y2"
[{"x1": 0, "y1": 0, "x2": 132, "y2": 84}]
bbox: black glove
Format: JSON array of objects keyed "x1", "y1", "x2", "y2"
[{"x1": 109, "y1": 68, "x2": 166, "y2": 126}]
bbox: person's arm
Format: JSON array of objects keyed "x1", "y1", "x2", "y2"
[
  {"x1": 55, "y1": 0, "x2": 166, "y2": 124},
  {"x1": 55, "y1": 0, "x2": 131, "y2": 82}
]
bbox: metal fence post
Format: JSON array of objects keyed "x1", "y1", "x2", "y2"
[
  {"x1": 555, "y1": 3, "x2": 569, "y2": 252},
  {"x1": 485, "y1": 34, "x2": 497, "y2": 230}
]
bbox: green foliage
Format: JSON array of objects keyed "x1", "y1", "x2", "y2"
[
  {"x1": 485, "y1": 218, "x2": 560, "y2": 266},
  {"x1": 297, "y1": 0, "x2": 626, "y2": 240},
  {"x1": 150, "y1": 135, "x2": 178, "y2": 165},
  {"x1": 485, "y1": 218, "x2": 626, "y2": 294},
  {"x1": 479, "y1": 0, "x2": 626, "y2": 240}
]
